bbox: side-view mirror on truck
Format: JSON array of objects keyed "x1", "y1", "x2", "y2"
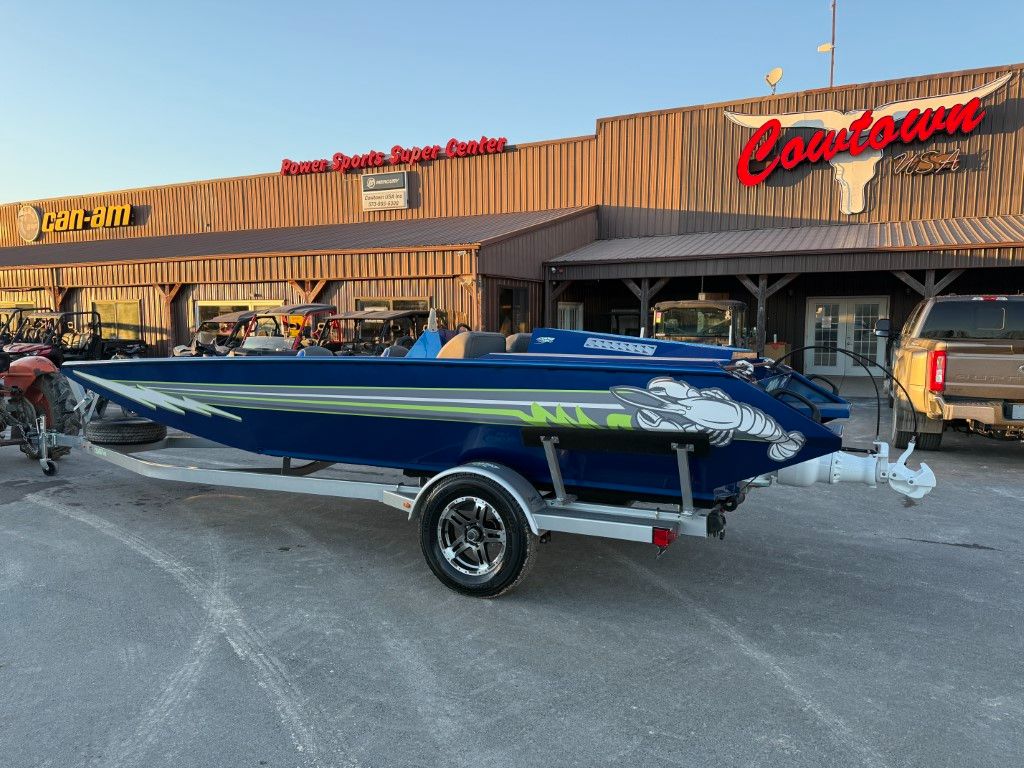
[{"x1": 874, "y1": 318, "x2": 891, "y2": 337}]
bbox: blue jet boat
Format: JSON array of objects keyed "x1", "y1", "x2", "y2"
[{"x1": 64, "y1": 326, "x2": 850, "y2": 507}]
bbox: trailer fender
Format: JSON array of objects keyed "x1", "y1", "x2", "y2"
[{"x1": 414, "y1": 461, "x2": 548, "y2": 535}]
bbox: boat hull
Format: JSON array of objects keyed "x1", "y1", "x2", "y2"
[{"x1": 65, "y1": 355, "x2": 842, "y2": 504}]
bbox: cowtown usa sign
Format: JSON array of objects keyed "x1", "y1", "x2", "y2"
[{"x1": 724, "y1": 72, "x2": 1012, "y2": 214}]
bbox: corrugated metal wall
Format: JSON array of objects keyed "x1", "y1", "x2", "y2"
[
  {"x1": 0, "y1": 288, "x2": 51, "y2": 308},
  {"x1": 173, "y1": 281, "x2": 306, "y2": 342},
  {"x1": 597, "y1": 63, "x2": 1024, "y2": 238},
  {"x1": 321, "y1": 278, "x2": 477, "y2": 329},
  {"x1": 0, "y1": 249, "x2": 476, "y2": 290},
  {"x1": 478, "y1": 209, "x2": 598, "y2": 280},
  {"x1": 8, "y1": 64, "x2": 1020, "y2": 254},
  {"x1": 0, "y1": 137, "x2": 598, "y2": 249},
  {"x1": 63, "y1": 285, "x2": 166, "y2": 349}
]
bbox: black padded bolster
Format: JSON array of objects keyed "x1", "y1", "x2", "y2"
[{"x1": 521, "y1": 427, "x2": 711, "y2": 457}]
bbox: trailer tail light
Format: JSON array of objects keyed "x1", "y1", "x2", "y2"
[
  {"x1": 652, "y1": 527, "x2": 677, "y2": 548},
  {"x1": 927, "y1": 349, "x2": 947, "y2": 393}
]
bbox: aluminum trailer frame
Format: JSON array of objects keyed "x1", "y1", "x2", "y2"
[{"x1": 38, "y1": 426, "x2": 713, "y2": 546}]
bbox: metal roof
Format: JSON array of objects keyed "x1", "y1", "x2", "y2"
[
  {"x1": 253, "y1": 303, "x2": 334, "y2": 316},
  {"x1": 332, "y1": 309, "x2": 430, "y2": 321},
  {"x1": 202, "y1": 310, "x2": 257, "y2": 323},
  {"x1": 550, "y1": 214, "x2": 1024, "y2": 270},
  {"x1": 0, "y1": 208, "x2": 592, "y2": 268}
]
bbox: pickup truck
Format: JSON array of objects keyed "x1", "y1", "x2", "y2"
[{"x1": 877, "y1": 295, "x2": 1024, "y2": 450}]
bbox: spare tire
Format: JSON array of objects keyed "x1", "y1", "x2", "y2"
[{"x1": 85, "y1": 417, "x2": 167, "y2": 445}]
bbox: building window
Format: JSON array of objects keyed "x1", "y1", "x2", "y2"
[
  {"x1": 557, "y1": 301, "x2": 584, "y2": 330},
  {"x1": 93, "y1": 300, "x2": 141, "y2": 340},
  {"x1": 355, "y1": 297, "x2": 430, "y2": 311},
  {"x1": 193, "y1": 300, "x2": 281, "y2": 327},
  {"x1": 0, "y1": 303, "x2": 34, "y2": 333},
  {"x1": 498, "y1": 287, "x2": 529, "y2": 335}
]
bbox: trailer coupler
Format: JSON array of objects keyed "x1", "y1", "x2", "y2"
[{"x1": 758, "y1": 440, "x2": 936, "y2": 500}]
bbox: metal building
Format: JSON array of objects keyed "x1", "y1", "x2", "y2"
[{"x1": 2, "y1": 62, "x2": 1022, "y2": 377}]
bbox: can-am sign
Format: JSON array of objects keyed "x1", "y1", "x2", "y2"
[
  {"x1": 280, "y1": 135, "x2": 508, "y2": 176},
  {"x1": 16, "y1": 203, "x2": 134, "y2": 242},
  {"x1": 724, "y1": 73, "x2": 1012, "y2": 214}
]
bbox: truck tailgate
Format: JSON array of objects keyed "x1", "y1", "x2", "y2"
[{"x1": 944, "y1": 341, "x2": 1024, "y2": 400}]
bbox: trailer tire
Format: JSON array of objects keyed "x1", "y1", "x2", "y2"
[
  {"x1": 419, "y1": 474, "x2": 535, "y2": 598},
  {"x1": 85, "y1": 417, "x2": 167, "y2": 445}
]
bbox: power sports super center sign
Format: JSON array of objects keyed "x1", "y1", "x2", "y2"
[
  {"x1": 724, "y1": 72, "x2": 1012, "y2": 214},
  {"x1": 280, "y1": 135, "x2": 509, "y2": 176}
]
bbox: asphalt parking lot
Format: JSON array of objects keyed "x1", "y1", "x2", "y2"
[{"x1": 1, "y1": 401, "x2": 1022, "y2": 768}]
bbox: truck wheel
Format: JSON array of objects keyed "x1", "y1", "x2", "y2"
[
  {"x1": 419, "y1": 474, "x2": 536, "y2": 598},
  {"x1": 84, "y1": 417, "x2": 167, "y2": 445},
  {"x1": 891, "y1": 400, "x2": 914, "y2": 449},
  {"x1": 915, "y1": 431, "x2": 943, "y2": 451},
  {"x1": 19, "y1": 373, "x2": 81, "y2": 460}
]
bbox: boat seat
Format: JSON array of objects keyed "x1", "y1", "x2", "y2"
[
  {"x1": 437, "y1": 332, "x2": 506, "y2": 359},
  {"x1": 505, "y1": 333, "x2": 532, "y2": 353},
  {"x1": 297, "y1": 345, "x2": 332, "y2": 357}
]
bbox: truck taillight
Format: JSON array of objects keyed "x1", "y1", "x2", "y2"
[{"x1": 927, "y1": 349, "x2": 947, "y2": 393}]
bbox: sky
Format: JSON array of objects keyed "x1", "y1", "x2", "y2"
[{"x1": 2, "y1": 0, "x2": 1022, "y2": 203}]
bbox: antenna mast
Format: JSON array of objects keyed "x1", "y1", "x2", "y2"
[{"x1": 829, "y1": 0, "x2": 837, "y2": 88}]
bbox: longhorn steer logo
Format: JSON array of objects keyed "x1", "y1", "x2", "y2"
[{"x1": 724, "y1": 72, "x2": 1013, "y2": 214}]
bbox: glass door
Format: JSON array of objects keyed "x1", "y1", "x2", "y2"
[
  {"x1": 804, "y1": 297, "x2": 889, "y2": 376},
  {"x1": 557, "y1": 301, "x2": 584, "y2": 330}
]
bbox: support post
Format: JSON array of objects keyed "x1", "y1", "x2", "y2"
[
  {"x1": 924, "y1": 269, "x2": 936, "y2": 298},
  {"x1": 623, "y1": 277, "x2": 668, "y2": 336},
  {"x1": 639, "y1": 278, "x2": 651, "y2": 336},
  {"x1": 540, "y1": 436, "x2": 568, "y2": 502},
  {"x1": 737, "y1": 273, "x2": 798, "y2": 356},
  {"x1": 155, "y1": 283, "x2": 182, "y2": 353},
  {"x1": 755, "y1": 274, "x2": 767, "y2": 357},
  {"x1": 672, "y1": 443, "x2": 695, "y2": 514},
  {"x1": 48, "y1": 286, "x2": 67, "y2": 311},
  {"x1": 305, "y1": 279, "x2": 328, "y2": 303}
]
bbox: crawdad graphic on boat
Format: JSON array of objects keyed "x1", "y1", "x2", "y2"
[{"x1": 611, "y1": 377, "x2": 805, "y2": 461}]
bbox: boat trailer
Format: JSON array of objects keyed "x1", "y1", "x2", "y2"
[{"x1": 28, "y1": 403, "x2": 936, "y2": 598}]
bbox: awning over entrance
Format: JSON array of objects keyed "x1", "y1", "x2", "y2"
[{"x1": 549, "y1": 213, "x2": 1024, "y2": 279}]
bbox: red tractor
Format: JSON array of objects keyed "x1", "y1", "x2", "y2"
[{"x1": 0, "y1": 351, "x2": 81, "y2": 473}]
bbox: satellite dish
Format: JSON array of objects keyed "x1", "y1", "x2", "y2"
[{"x1": 765, "y1": 67, "x2": 784, "y2": 95}]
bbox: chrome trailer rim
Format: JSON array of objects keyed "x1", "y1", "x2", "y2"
[{"x1": 437, "y1": 496, "x2": 507, "y2": 576}]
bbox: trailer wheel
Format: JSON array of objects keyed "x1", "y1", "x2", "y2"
[
  {"x1": 419, "y1": 474, "x2": 535, "y2": 598},
  {"x1": 85, "y1": 417, "x2": 167, "y2": 445}
]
